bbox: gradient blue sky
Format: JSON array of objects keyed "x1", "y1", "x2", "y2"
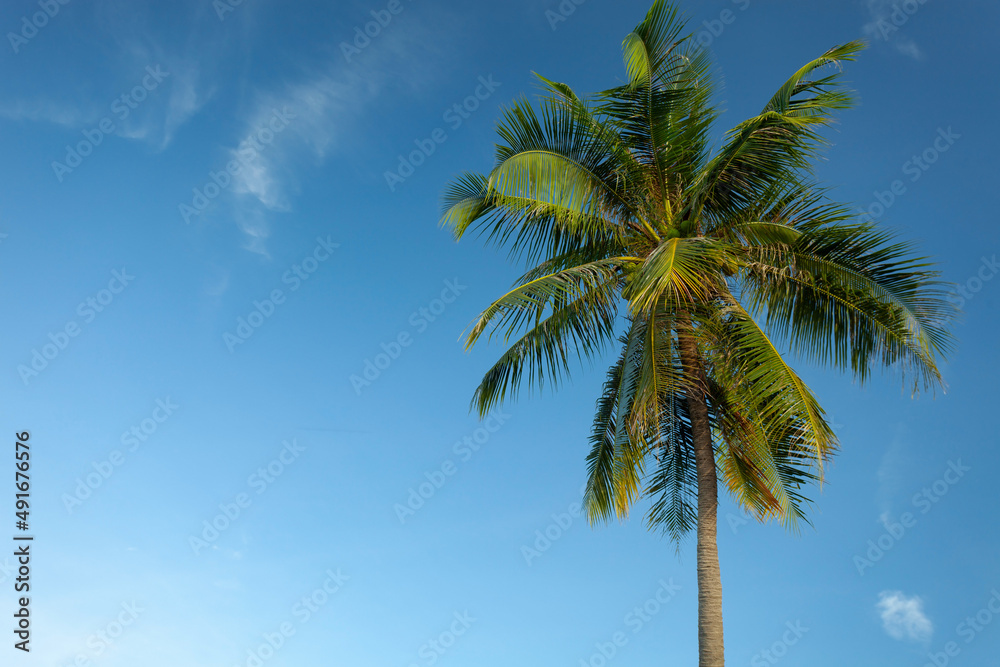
[{"x1": 1, "y1": 0, "x2": 998, "y2": 665}]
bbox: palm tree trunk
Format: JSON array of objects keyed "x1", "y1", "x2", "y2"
[{"x1": 679, "y1": 327, "x2": 725, "y2": 667}]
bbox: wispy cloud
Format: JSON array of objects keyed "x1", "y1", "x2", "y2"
[
  {"x1": 0, "y1": 100, "x2": 89, "y2": 127},
  {"x1": 0, "y1": 0, "x2": 215, "y2": 147},
  {"x1": 157, "y1": 60, "x2": 215, "y2": 148},
  {"x1": 892, "y1": 38, "x2": 922, "y2": 60},
  {"x1": 111, "y1": 41, "x2": 214, "y2": 148},
  {"x1": 232, "y1": 207, "x2": 273, "y2": 258},
  {"x1": 226, "y1": 72, "x2": 361, "y2": 216},
  {"x1": 862, "y1": 0, "x2": 924, "y2": 60},
  {"x1": 0, "y1": 57, "x2": 211, "y2": 149},
  {"x1": 203, "y1": 266, "x2": 231, "y2": 298},
  {"x1": 878, "y1": 591, "x2": 933, "y2": 641},
  {"x1": 222, "y1": 13, "x2": 444, "y2": 252}
]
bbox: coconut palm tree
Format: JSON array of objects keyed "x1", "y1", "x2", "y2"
[{"x1": 440, "y1": 2, "x2": 953, "y2": 664}]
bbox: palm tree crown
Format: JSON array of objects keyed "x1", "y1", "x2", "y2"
[{"x1": 440, "y1": 2, "x2": 953, "y2": 664}]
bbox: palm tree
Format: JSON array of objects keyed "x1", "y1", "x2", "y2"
[{"x1": 440, "y1": 2, "x2": 953, "y2": 664}]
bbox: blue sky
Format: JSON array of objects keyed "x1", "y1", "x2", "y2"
[{"x1": 0, "y1": 0, "x2": 997, "y2": 665}]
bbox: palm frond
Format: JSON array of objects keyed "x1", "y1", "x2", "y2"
[
  {"x1": 470, "y1": 278, "x2": 619, "y2": 416},
  {"x1": 703, "y1": 301, "x2": 837, "y2": 473},
  {"x1": 739, "y1": 219, "x2": 955, "y2": 391},
  {"x1": 692, "y1": 42, "x2": 863, "y2": 223},
  {"x1": 625, "y1": 237, "x2": 728, "y2": 314},
  {"x1": 465, "y1": 258, "x2": 630, "y2": 348}
]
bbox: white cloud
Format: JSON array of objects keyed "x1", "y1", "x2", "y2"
[
  {"x1": 220, "y1": 70, "x2": 358, "y2": 252},
  {"x1": 0, "y1": 0, "x2": 215, "y2": 147},
  {"x1": 233, "y1": 208, "x2": 272, "y2": 258},
  {"x1": 223, "y1": 14, "x2": 443, "y2": 251},
  {"x1": 892, "y1": 37, "x2": 922, "y2": 60},
  {"x1": 232, "y1": 140, "x2": 287, "y2": 212},
  {"x1": 225, "y1": 72, "x2": 361, "y2": 215},
  {"x1": 878, "y1": 591, "x2": 933, "y2": 641},
  {"x1": 862, "y1": 0, "x2": 924, "y2": 60},
  {"x1": 159, "y1": 62, "x2": 215, "y2": 148},
  {"x1": 0, "y1": 58, "x2": 211, "y2": 148},
  {"x1": 111, "y1": 48, "x2": 213, "y2": 148}
]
